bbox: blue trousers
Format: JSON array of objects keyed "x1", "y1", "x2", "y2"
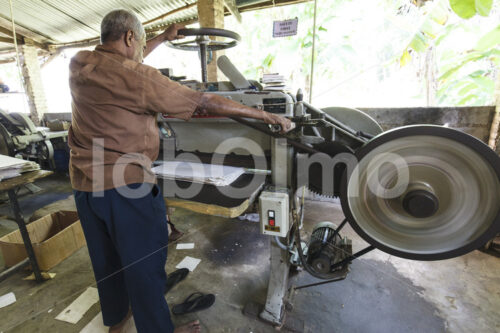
[{"x1": 74, "y1": 184, "x2": 174, "y2": 333}]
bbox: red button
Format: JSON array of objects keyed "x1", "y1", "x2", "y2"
[{"x1": 269, "y1": 219, "x2": 275, "y2": 226}]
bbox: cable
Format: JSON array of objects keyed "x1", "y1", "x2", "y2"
[
  {"x1": 308, "y1": 0, "x2": 318, "y2": 103},
  {"x1": 9, "y1": 0, "x2": 29, "y2": 115}
]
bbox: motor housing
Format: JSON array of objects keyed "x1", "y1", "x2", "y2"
[{"x1": 306, "y1": 221, "x2": 352, "y2": 277}]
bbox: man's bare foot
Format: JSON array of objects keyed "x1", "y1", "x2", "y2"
[
  {"x1": 174, "y1": 320, "x2": 201, "y2": 333},
  {"x1": 109, "y1": 309, "x2": 132, "y2": 333}
]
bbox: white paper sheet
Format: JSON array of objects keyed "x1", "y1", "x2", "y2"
[
  {"x1": 0, "y1": 292, "x2": 16, "y2": 309},
  {"x1": 176, "y1": 243, "x2": 195, "y2": 250},
  {"x1": 55, "y1": 287, "x2": 99, "y2": 324},
  {"x1": 0, "y1": 154, "x2": 39, "y2": 181},
  {"x1": 152, "y1": 161, "x2": 245, "y2": 186},
  {"x1": 175, "y1": 256, "x2": 201, "y2": 272}
]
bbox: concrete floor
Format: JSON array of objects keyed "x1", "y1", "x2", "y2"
[{"x1": 0, "y1": 175, "x2": 498, "y2": 332}]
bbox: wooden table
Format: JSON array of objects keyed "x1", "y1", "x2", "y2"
[{"x1": 0, "y1": 170, "x2": 53, "y2": 282}]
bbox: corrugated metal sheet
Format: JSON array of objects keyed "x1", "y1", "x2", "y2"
[
  {"x1": 0, "y1": 0, "x2": 302, "y2": 56},
  {"x1": 0, "y1": 0, "x2": 199, "y2": 44}
]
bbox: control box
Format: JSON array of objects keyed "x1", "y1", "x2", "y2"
[{"x1": 259, "y1": 190, "x2": 289, "y2": 237}]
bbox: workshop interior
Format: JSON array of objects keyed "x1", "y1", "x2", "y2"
[{"x1": 0, "y1": 0, "x2": 499, "y2": 332}]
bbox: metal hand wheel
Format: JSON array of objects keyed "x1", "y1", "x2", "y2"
[{"x1": 167, "y1": 28, "x2": 241, "y2": 82}]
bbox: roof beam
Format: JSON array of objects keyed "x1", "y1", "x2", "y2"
[
  {"x1": 0, "y1": 16, "x2": 52, "y2": 43},
  {"x1": 224, "y1": 0, "x2": 242, "y2": 23},
  {"x1": 0, "y1": 36, "x2": 19, "y2": 44},
  {"x1": 143, "y1": 3, "x2": 198, "y2": 26},
  {"x1": 0, "y1": 22, "x2": 50, "y2": 51}
]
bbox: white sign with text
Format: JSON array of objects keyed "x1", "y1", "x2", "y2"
[{"x1": 273, "y1": 18, "x2": 298, "y2": 37}]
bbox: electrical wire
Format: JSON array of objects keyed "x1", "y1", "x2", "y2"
[
  {"x1": 9, "y1": 0, "x2": 29, "y2": 115},
  {"x1": 308, "y1": 0, "x2": 318, "y2": 103}
]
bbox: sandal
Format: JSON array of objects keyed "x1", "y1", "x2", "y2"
[
  {"x1": 172, "y1": 292, "x2": 215, "y2": 315},
  {"x1": 165, "y1": 268, "x2": 189, "y2": 294}
]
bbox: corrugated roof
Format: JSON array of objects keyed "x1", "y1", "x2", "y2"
[
  {"x1": 0, "y1": 0, "x2": 306, "y2": 60},
  {"x1": 0, "y1": 0, "x2": 199, "y2": 44}
]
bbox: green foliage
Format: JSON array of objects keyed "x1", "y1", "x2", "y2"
[
  {"x1": 476, "y1": 25, "x2": 500, "y2": 51},
  {"x1": 449, "y1": 0, "x2": 493, "y2": 19},
  {"x1": 225, "y1": 0, "x2": 498, "y2": 107}
]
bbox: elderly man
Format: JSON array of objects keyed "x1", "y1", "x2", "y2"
[{"x1": 69, "y1": 9, "x2": 291, "y2": 333}]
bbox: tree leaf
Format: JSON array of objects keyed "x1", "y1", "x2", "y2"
[
  {"x1": 458, "y1": 83, "x2": 477, "y2": 96},
  {"x1": 400, "y1": 49, "x2": 412, "y2": 67},
  {"x1": 318, "y1": 26, "x2": 327, "y2": 32},
  {"x1": 475, "y1": 0, "x2": 493, "y2": 16},
  {"x1": 471, "y1": 76, "x2": 495, "y2": 91},
  {"x1": 449, "y1": 0, "x2": 476, "y2": 19},
  {"x1": 457, "y1": 94, "x2": 477, "y2": 105},
  {"x1": 476, "y1": 25, "x2": 500, "y2": 51},
  {"x1": 409, "y1": 31, "x2": 428, "y2": 53}
]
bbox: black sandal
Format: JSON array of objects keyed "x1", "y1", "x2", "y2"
[
  {"x1": 165, "y1": 268, "x2": 189, "y2": 294},
  {"x1": 172, "y1": 292, "x2": 215, "y2": 315}
]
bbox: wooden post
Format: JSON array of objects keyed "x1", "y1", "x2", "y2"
[
  {"x1": 19, "y1": 44, "x2": 48, "y2": 125},
  {"x1": 488, "y1": 71, "x2": 500, "y2": 152},
  {"x1": 197, "y1": 0, "x2": 225, "y2": 82}
]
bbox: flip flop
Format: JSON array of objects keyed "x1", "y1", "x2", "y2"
[
  {"x1": 165, "y1": 268, "x2": 189, "y2": 294},
  {"x1": 172, "y1": 292, "x2": 216, "y2": 315}
]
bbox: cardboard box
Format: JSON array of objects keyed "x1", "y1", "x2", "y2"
[{"x1": 0, "y1": 211, "x2": 85, "y2": 271}]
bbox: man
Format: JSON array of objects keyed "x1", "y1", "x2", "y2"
[{"x1": 69, "y1": 9, "x2": 292, "y2": 333}]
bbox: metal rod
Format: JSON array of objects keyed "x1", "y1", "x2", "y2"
[
  {"x1": 229, "y1": 116, "x2": 320, "y2": 155},
  {"x1": 199, "y1": 43, "x2": 208, "y2": 83},
  {"x1": 330, "y1": 245, "x2": 375, "y2": 270},
  {"x1": 293, "y1": 275, "x2": 347, "y2": 290},
  {"x1": 302, "y1": 102, "x2": 362, "y2": 138},
  {"x1": 7, "y1": 189, "x2": 44, "y2": 282},
  {"x1": 0, "y1": 258, "x2": 29, "y2": 283}
]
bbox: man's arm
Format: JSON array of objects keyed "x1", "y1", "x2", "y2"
[
  {"x1": 145, "y1": 24, "x2": 185, "y2": 58},
  {"x1": 197, "y1": 93, "x2": 293, "y2": 133}
]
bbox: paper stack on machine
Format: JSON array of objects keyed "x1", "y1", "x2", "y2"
[
  {"x1": 152, "y1": 161, "x2": 245, "y2": 186},
  {"x1": 0, "y1": 154, "x2": 40, "y2": 181},
  {"x1": 261, "y1": 73, "x2": 290, "y2": 91}
]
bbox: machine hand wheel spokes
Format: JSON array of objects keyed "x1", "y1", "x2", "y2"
[{"x1": 167, "y1": 28, "x2": 241, "y2": 83}]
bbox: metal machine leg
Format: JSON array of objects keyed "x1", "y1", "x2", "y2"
[
  {"x1": 7, "y1": 189, "x2": 44, "y2": 282},
  {"x1": 259, "y1": 238, "x2": 291, "y2": 325}
]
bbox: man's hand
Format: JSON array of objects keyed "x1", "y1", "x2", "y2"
[
  {"x1": 262, "y1": 112, "x2": 294, "y2": 134},
  {"x1": 161, "y1": 24, "x2": 186, "y2": 42}
]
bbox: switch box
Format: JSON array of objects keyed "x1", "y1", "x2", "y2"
[{"x1": 259, "y1": 190, "x2": 289, "y2": 237}]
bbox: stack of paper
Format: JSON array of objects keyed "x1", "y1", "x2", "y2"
[
  {"x1": 152, "y1": 161, "x2": 245, "y2": 187},
  {"x1": 261, "y1": 73, "x2": 290, "y2": 91},
  {"x1": 0, "y1": 154, "x2": 40, "y2": 181}
]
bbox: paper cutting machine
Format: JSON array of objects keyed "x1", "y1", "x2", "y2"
[{"x1": 155, "y1": 28, "x2": 500, "y2": 326}]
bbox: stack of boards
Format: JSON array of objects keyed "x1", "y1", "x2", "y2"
[{"x1": 0, "y1": 154, "x2": 40, "y2": 181}]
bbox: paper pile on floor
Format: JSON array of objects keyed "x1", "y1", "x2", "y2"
[
  {"x1": 176, "y1": 256, "x2": 201, "y2": 272},
  {"x1": 152, "y1": 161, "x2": 244, "y2": 186},
  {"x1": 0, "y1": 292, "x2": 16, "y2": 309},
  {"x1": 0, "y1": 154, "x2": 39, "y2": 181},
  {"x1": 55, "y1": 287, "x2": 99, "y2": 324},
  {"x1": 176, "y1": 243, "x2": 195, "y2": 250}
]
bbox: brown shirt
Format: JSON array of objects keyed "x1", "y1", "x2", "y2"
[{"x1": 68, "y1": 45, "x2": 203, "y2": 192}]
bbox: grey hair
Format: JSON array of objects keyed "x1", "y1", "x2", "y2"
[{"x1": 100, "y1": 9, "x2": 145, "y2": 43}]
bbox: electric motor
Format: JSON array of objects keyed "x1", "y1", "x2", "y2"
[{"x1": 306, "y1": 221, "x2": 351, "y2": 276}]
